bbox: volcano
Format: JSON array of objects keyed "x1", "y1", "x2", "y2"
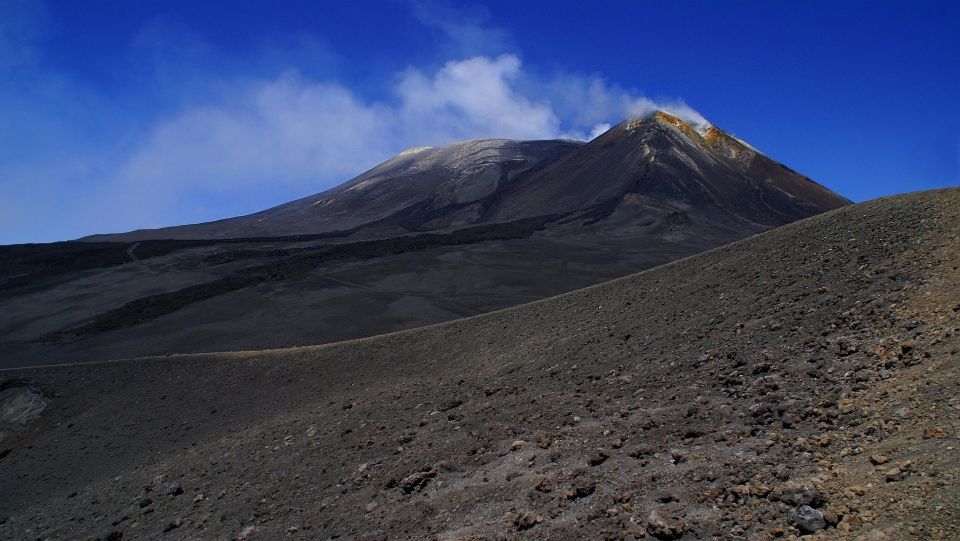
[
  {"x1": 87, "y1": 111, "x2": 847, "y2": 242},
  {"x1": 1, "y1": 112, "x2": 849, "y2": 366}
]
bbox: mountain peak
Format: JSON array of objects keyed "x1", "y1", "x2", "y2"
[
  {"x1": 621, "y1": 109, "x2": 713, "y2": 136},
  {"x1": 611, "y1": 110, "x2": 762, "y2": 160}
]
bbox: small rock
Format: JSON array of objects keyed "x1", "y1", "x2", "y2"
[
  {"x1": 869, "y1": 454, "x2": 888, "y2": 465},
  {"x1": 162, "y1": 518, "x2": 183, "y2": 533},
  {"x1": 838, "y1": 515, "x2": 862, "y2": 532},
  {"x1": 884, "y1": 467, "x2": 905, "y2": 482},
  {"x1": 793, "y1": 505, "x2": 826, "y2": 533},
  {"x1": 399, "y1": 468, "x2": 437, "y2": 493},
  {"x1": 646, "y1": 509, "x2": 686, "y2": 539},
  {"x1": 438, "y1": 398, "x2": 463, "y2": 412},
  {"x1": 566, "y1": 478, "x2": 596, "y2": 500},
  {"x1": 533, "y1": 477, "x2": 552, "y2": 493},
  {"x1": 823, "y1": 507, "x2": 841, "y2": 526},
  {"x1": 588, "y1": 449, "x2": 609, "y2": 466},
  {"x1": 655, "y1": 491, "x2": 679, "y2": 503},
  {"x1": 137, "y1": 497, "x2": 152, "y2": 509},
  {"x1": 511, "y1": 440, "x2": 525, "y2": 451},
  {"x1": 772, "y1": 482, "x2": 823, "y2": 506},
  {"x1": 166, "y1": 483, "x2": 183, "y2": 496},
  {"x1": 511, "y1": 510, "x2": 543, "y2": 531}
]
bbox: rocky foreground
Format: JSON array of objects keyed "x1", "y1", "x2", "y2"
[{"x1": 1, "y1": 188, "x2": 957, "y2": 540}]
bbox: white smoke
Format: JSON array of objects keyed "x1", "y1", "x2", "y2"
[
  {"x1": 623, "y1": 97, "x2": 712, "y2": 132},
  {"x1": 543, "y1": 74, "x2": 710, "y2": 139}
]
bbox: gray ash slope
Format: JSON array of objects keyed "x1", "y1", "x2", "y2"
[
  {"x1": 1, "y1": 189, "x2": 957, "y2": 540},
  {"x1": 0, "y1": 112, "x2": 849, "y2": 366},
  {"x1": 84, "y1": 138, "x2": 585, "y2": 242}
]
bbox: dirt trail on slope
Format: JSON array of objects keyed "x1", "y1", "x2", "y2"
[{"x1": 0, "y1": 189, "x2": 957, "y2": 540}]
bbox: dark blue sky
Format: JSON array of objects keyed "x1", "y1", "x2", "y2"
[{"x1": 1, "y1": 0, "x2": 957, "y2": 243}]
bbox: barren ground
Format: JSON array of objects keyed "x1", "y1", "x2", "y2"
[{"x1": 0, "y1": 189, "x2": 957, "y2": 540}]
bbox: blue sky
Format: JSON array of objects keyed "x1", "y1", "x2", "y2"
[{"x1": 1, "y1": 0, "x2": 957, "y2": 244}]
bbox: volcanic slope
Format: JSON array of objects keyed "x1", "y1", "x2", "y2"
[
  {"x1": 1, "y1": 188, "x2": 957, "y2": 540},
  {"x1": 86, "y1": 112, "x2": 848, "y2": 242},
  {"x1": 0, "y1": 113, "x2": 849, "y2": 366},
  {"x1": 485, "y1": 112, "x2": 848, "y2": 224},
  {"x1": 84, "y1": 139, "x2": 584, "y2": 241}
]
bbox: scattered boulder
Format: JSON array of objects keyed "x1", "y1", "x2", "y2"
[
  {"x1": 0, "y1": 380, "x2": 49, "y2": 426},
  {"x1": 566, "y1": 478, "x2": 596, "y2": 500},
  {"x1": 532, "y1": 477, "x2": 552, "y2": 493},
  {"x1": 655, "y1": 491, "x2": 679, "y2": 503},
  {"x1": 646, "y1": 509, "x2": 686, "y2": 539},
  {"x1": 510, "y1": 510, "x2": 543, "y2": 531},
  {"x1": 162, "y1": 518, "x2": 182, "y2": 533},
  {"x1": 628, "y1": 446, "x2": 654, "y2": 459},
  {"x1": 793, "y1": 505, "x2": 826, "y2": 533},
  {"x1": 399, "y1": 468, "x2": 437, "y2": 493},
  {"x1": 438, "y1": 398, "x2": 463, "y2": 412},
  {"x1": 771, "y1": 482, "x2": 823, "y2": 506},
  {"x1": 588, "y1": 449, "x2": 609, "y2": 466},
  {"x1": 883, "y1": 467, "x2": 906, "y2": 482}
]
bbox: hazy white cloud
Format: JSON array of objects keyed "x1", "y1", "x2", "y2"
[
  {"x1": 587, "y1": 123, "x2": 612, "y2": 141},
  {"x1": 118, "y1": 74, "x2": 392, "y2": 192},
  {"x1": 544, "y1": 74, "x2": 709, "y2": 139},
  {"x1": 103, "y1": 56, "x2": 565, "y2": 212},
  {"x1": 396, "y1": 55, "x2": 561, "y2": 142},
  {"x1": 113, "y1": 54, "x2": 706, "y2": 192}
]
